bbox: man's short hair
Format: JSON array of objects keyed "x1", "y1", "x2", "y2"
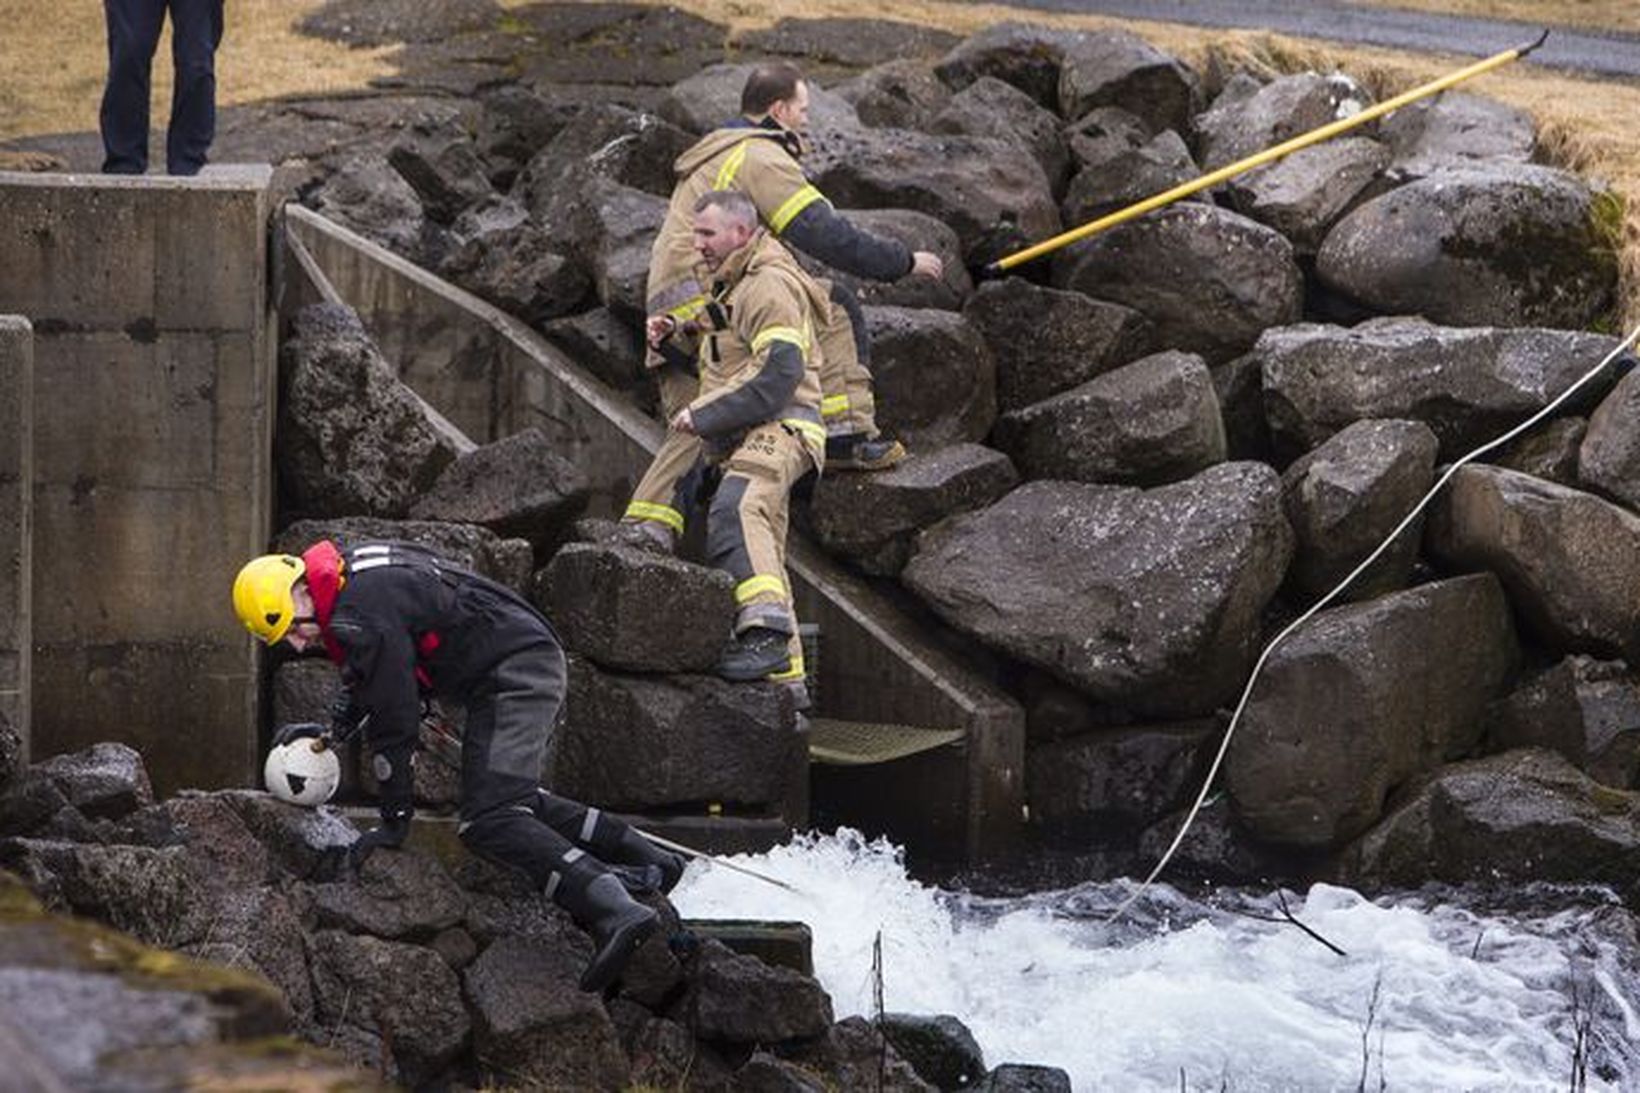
[
  {"x1": 741, "y1": 62, "x2": 805, "y2": 117},
  {"x1": 694, "y1": 188, "x2": 759, "y2": 228}
]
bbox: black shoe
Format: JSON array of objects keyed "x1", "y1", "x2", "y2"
[
  {"x1": 826, "y1": 433, "x2": 906, "y2": 471},
  {"x1": 718, "y1": 626, "x2": 793, "y2": 681},
  {"x1": 576, "y1": 873, "x2": 659, "y2": 993}
]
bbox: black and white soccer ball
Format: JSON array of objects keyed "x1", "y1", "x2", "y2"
[{"x1": 264, "y1": 735, "x2": 341, "y2": 807}]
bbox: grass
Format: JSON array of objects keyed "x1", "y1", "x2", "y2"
[{"x1": 2, "y1": 0, "x2": 1636, "y2": 328}]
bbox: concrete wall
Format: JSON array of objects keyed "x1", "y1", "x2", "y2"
[
  {"x1": 0, "y1": 168, "x2": 275, "y2": 796},
  {"x1": 285, "y1": 205, "x2": 1025, "y2": 862},
  {"x1": 0, "y1": 317, "x2": 32, "y2": 752}
]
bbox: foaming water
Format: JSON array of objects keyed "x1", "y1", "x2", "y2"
[{"x1": 671, "y1": 829, "x2": 1640, "y2": 1091}]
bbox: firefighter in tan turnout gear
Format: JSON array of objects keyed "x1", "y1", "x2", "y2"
[
  {"x1": 634, "y1": 189, "x2": 826, "y2": 682},
  {"x1": 623, "y1": 60, "x2": 944, "y2": 550}
]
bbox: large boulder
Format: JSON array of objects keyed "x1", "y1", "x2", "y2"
[
  {"x1": 1496, "y1": 415, "x2": 1585, "y2": 488},
  {"x1": 437, "y1": 199, "x2": 590, "y2": 327},
  {"x1": 657, "y1": 62, "x2": 861, "y2": 136},
  {"x1": 277, "y1": 304, "x2": 461, "y2": 519},
  {"x1": 933, "y1": 22, "x2": 1089, "y2": 111},
  {"x1": 1225, "y1": 573, "x2": 1518, "y2": 847},
  {"x1": 1052, "y1": 202, "x2": 1303, "y2": 365},
  {"x1": 30, "y1": 743, "x2": 152, "y2": 821},
  {"x1": 387, "y1": 116, "x2": 496, "y2": 225},
  {"x1": 1223, "y1": 137, "x2": 1390, "y2": 254},
  {"x1": 1333, "y1": 749, "x2": 1640, "y2": 904},
  {"x1": 903, "y1": 464, "x2": 1293, "y2": 716},
  {"x1": 516, "y1": 103, "x2": 693, "y2": 206},
  {"x1": 879, "y1": 1013, "x2": 988, "y2": 1091},
  {"x1": 807, "y1": 443, "x2": 1019, "y2": 575},
  {"x1": 963, "y1": 278, "x2": 1152, "y2": 413},
  {"x1": 863, "y1": 306, "x2": 997, "y2": 451},
  {"x1": 1578, "y1": 366, "x2": 1640, "y2": 511},
  {"x1": 1194, "y1": 71, "x2": 1374, "y2": 171},
  {"x1": 551, "y1": 658, "x2": 803, "y2": 811},
  {"x1": 1256, "y1": 317, "x2": 1622, "y2": 461},
  {"x1": 1027, "y1": 719, "x2": 1219, "y2": 838},
  {"x1": 556, "y1": 174, "x2": 669, "y2": 321},
  {"x1": 1279, "y1": 418, "x2": 1439, "y2": 603},
  {"x1": 539, "y1": 543, "x2": 736, "y2": 672},
  {"x1": 1057, "y1": 29, "x2": 1202, "y2": 134},
  {"x1": 309, "y1": 850, "x2": 469, "y2": 940},
  {"x1": 929, "y1": 76, "x2": 1070, "y2": 193},
  {"x1": 684, "y1": 939, "x2": 835, "y2": 1044},
  {"x1": 1489, "y1": 655, "x2": 1640, "y2": 789},
  {"x1": 471, "y1": 84, "x2": 579, "y2": 188},
  {"x1": 1316, "y1": 163, "x2": 1620, "y2": 329},
  {"x1": 1375, "y1": 91, "x2": 1535, "y2": 174},
  {"x1": 273, "y1": 517, "x2": 534, "y2": 593},
  {"x1": 1060, "y1": 127, "x2": 1199, "y2": 227},
  {"x1": 308, "y1": 153, "x2": 452, "y2": 271},
  {"x1": 810, "y1": 127, "x2": 1060, "y2": 265},
  {"x1": 408, "y1": 427, "x2": 590, "y2": 560},
  {"x1": 794, "y1": 208, "x2": 972, "y2": 311},
  {"x1": 541, "y1": 306, "x2": 651, "y2": 411},
  {"x1": 1426, "y1": 464, "x2": 1640, "y2": 662},
  {"x1": 833, "y1": 59, "x2": 954, "y2": 130},
  {"x1": 993, "y1": 349, "x2": 1225, "y2": 486}
]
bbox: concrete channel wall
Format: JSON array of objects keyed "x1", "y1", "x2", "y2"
[
  {"x1": 283, "y1": 205, "x2": 1025, "y2": 862},
  {"x1": 0, "y1": 317, "x2": 32, "y2": 751},
  {"x1": 0, "y1": 168, "x2": 276, "y2": 796}
]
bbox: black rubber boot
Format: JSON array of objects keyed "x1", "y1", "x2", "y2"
[
  {"x1": 718, "y1": 626, "x2": 793, "y2": 681},
  {"x1": 612, "y1": 828, "x2": 687, "y2": 894},
  {"x1": 560, "y1": 871, "x2": 659, "y2": 993}
]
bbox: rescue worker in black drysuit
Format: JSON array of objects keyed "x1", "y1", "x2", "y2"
[{"x1": 232, "y1": 539, "x2": 684, "y2": 992}]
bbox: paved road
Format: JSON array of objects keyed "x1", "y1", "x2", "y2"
[{"x1": 980, "y1": 0, "x2": 1640, "y2": 80}]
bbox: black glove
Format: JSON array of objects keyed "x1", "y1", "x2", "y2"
[
  {"x1": 348, "y1": 809, "x2": 412, "y2": 871},
  {"x1": 272, "y1": 722, "x2": 327, "y2": 748}
]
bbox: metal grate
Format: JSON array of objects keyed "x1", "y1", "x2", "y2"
[{"x1": 806, "y1": 718, "x2": 965, "y2": 766}]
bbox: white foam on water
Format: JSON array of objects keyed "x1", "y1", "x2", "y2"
[{"x1": 671, "y1": 829, "x2": 1639, "y2": 1092}]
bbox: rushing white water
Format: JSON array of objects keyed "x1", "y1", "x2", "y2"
[{"x1": 671, "y1": 829, "x2": 1640, "y2": 1092}]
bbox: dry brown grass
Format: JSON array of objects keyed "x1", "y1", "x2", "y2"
[{"x1": 3, "y1": 0, "x2": 1635, "y2": 328}]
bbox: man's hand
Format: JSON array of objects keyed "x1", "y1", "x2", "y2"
[
  {"x1": 910, "y1": 250, "x2": 944, "y2": 279},
  {"x1": 348, "y1": 812, "x2": 411, "y2": 871},
  {"x1": 646, "y1": 314, "x2": 677, "y2": 349},
  {"x1": 670, "y1": 407, "x2": 697, "y2": 435}
]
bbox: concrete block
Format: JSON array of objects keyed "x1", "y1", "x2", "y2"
[{"x1": 0, "y1": 316, "x2": 32, "y2": 750}]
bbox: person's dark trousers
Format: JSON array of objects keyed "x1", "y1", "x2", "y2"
[{"x1": 100, "y1": 0, "x2": 224, "y2": 175}]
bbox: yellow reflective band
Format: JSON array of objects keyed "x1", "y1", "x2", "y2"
[
  {"x1": 667, "y1": 294, "x2": 707, "y2": 320},
  {"x1": 714, "y1": 143, "x2": 750, "y2": 190},
  {"x1": 769, "y1": 185, "x2": 825, "y2": 233},
  {"x1": 734, "y1": 574, "x2": 787, "y2": 604},
  {"x1": 821, "y1": 394, "x2": 850, "y2": 418},
  {"x1": 752, "y1": 325, "x2": 808, "y2": 353},
  {"x1": 782, "y1": 418, "x2": 828, "y2": 448},
  {"x1": 622, "y1": 501, "x2": 684, "y2": 535},
  {"x1": 768, "y1": 654, "x2": 806, "y2": 682}
]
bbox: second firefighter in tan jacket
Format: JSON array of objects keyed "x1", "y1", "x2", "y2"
[{"x1": 640, "y1": 188, "x2": 826, "y2": 682}]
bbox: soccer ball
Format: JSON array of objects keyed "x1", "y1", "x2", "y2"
[{"x1": 264, "y1": 737, "x2": 341, "y2": 807}]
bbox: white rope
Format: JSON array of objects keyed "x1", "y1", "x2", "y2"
[
  {"x1": 1107, "y1": 318, "x2": 1640, "y2": 926},
  {"x1": 636, "y1": 826, "x2": 804, "y2": 894}
]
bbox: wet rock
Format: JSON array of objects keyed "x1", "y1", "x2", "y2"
[
  {"x1": 1333, "y1": 749, "x2": 1640, "y2": 903},
  {"x1": 1028, "y1": 720, "x2": 1218, "y2": 837},
  {"x1": 1195, "y1": 71, "x2": 1373, "y2": 171},
  {"x1": 1495, "y1": 415, "x2": 1585, "y2": 488},
  {"x1": 620, "y1": 1012, "x2": 738, "y2": 1089},
  {"x1": 307, "y1": 154, "x2": 451, "y2": 271},
  {"x1": 1057, "y1": 29, "x2": 1202, "y2": 134},
  {"x1": 975, "y1": 1063, "x2": 1074, "y2": 1092},
  {"x1": 472, "y1": 85, "x2": 580, "y2": 188},
  {"x1": 437, "y1": 203, "x2": 591, "y2": 327},
  {"x1": 553, "y1": 658, "x2": 802, "y2": 811},
  {"x1": 684, "y1": 939, "x2": 834, "y2": 1043},
  {"x1": 1427, "y1": 465, "x2": 1640, "y2": 661},
  {"x1": 1489, "y1": 656, "x2": 1640, "y2": 789},
  {"x1": 904, "y1": 464, "x2": 1293, "y2": 717},
  {"x1": 32, "y1": 742, "x2": 152, "y2": 820},
  {"x1": 1279, "y1": 418, "x2": 1439, "y2": 603},
  {"x1": 1053, "y1": 202, "x2": 1302, "y2": 365},
  {"x1": 275, "y1": 516, "x2": 535, "y2": 593},
  {"x1": 657, "y1": 62, "x2": 862, "y2": 136},
  {"x1": 1137, "y1": 796, "x2": 1289, "y2": 885},
  {"x1": 778, "y1": 1015, "x2": 936, "y2": 1091},
  {"x1": 1377, "y1": 91, "x2": 1535, "y2": 174},
  {"x1": 994, "y1": 349, "x2": 1225, "y2": 486},
  {"x1": 834, "y1": 59, "x2": 954, "y2": 130},
  {"x1": 464, "y1": 933, "x2": 630, "y2": 1090},
  {"x1": 880, "y1": 1012, "x2": 987, "y2": 1090},
  {"x1": 930, "y1": 76, "x2": 1070, "y2": 194},
  {"x1": 540, "y1": 543, "x2": 736, "y2": 672},
  {"x1": 309, "y1": 848, "x2": 468, "y2": 939},
  {"x1": 307, "y1": 929, "x2": 471, "y2": 1086},
  {"x1": 1316, "y1": 163, "x2": 1619, "y2": 329},
  {"x1": 808, "y1": 443, "x2": 1019, "y2": 576},
  {"x1": 963, "y1": 278, "x2": 1152, "y2": 412},
  {"x1": 517, "y1": 103, "x2": 693, "y2": 205},
  {"x1": 387, "y1": 117, "x2": 495, "y2": 225},
  {"x1": 212, "y1": 789, "x2": 361, "y2": 882},
  {"x1": 732, "y1": 1051, "x2": 831, "y2": 1091},
  {"x1": 1256, "y1": 318, "x2": 1621, "y2": 461},
  {"x1": 1225, "y1": 573, "x2": 1518, "y2": 848},
  {"x1": 541, "y1": 306, "x2": 652, "y2": 409},
  {"x1": 408, "y1": 427, "x2": 590, "y2": 560},
  {"x1": 934, "y1": 22, "x2": 1089, "y2": 111},
  {"x1": 795, "y1": 208, "x2": 972, "y2": 311},
  {"x1": 864, "y1": 306, "x2": 997, "y2": 451},
  {"x1": 278, "y1": 303, "x2": 461, "y2": 519},
  {"x1": 1224, "y1": 137, "x2": 1390, "y2": 254},
  {"x1": 1060, "y1": 128, "x2": 1200, "y2": 227},
  {"x1": 184, "y1": 885, "x2": 316, "y2": 1026},
  {"x1": 811, "y1": 128, "x2": 1060, "y2": 266},
  {"x1": 1579, "y1": 367, "x2": 1640, "y2": 511},
  {"x1": 1, "y1": 839, "x2": 216, "y2": 946}
]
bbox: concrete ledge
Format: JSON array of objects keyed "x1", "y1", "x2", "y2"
[{"x1": 283, "y1": 204, "x2": 1025, "y2": 863}]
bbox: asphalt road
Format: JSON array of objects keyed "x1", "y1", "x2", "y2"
[{"x1": 980, "y1": 0, "x2": 1640, "y2": 80}]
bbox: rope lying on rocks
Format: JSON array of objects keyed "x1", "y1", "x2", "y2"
[{"x1": 1108, "y1": 316, "x2": 1640, "y2": 927}]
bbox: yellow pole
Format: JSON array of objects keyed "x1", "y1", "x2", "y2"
[{"x1": 983, "y1": 30, "x2": 1550, "y2": 276}]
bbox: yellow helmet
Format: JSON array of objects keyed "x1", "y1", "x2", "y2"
[{"x1": 232, "y1": 554, "x2": 306, "y2": 644}]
